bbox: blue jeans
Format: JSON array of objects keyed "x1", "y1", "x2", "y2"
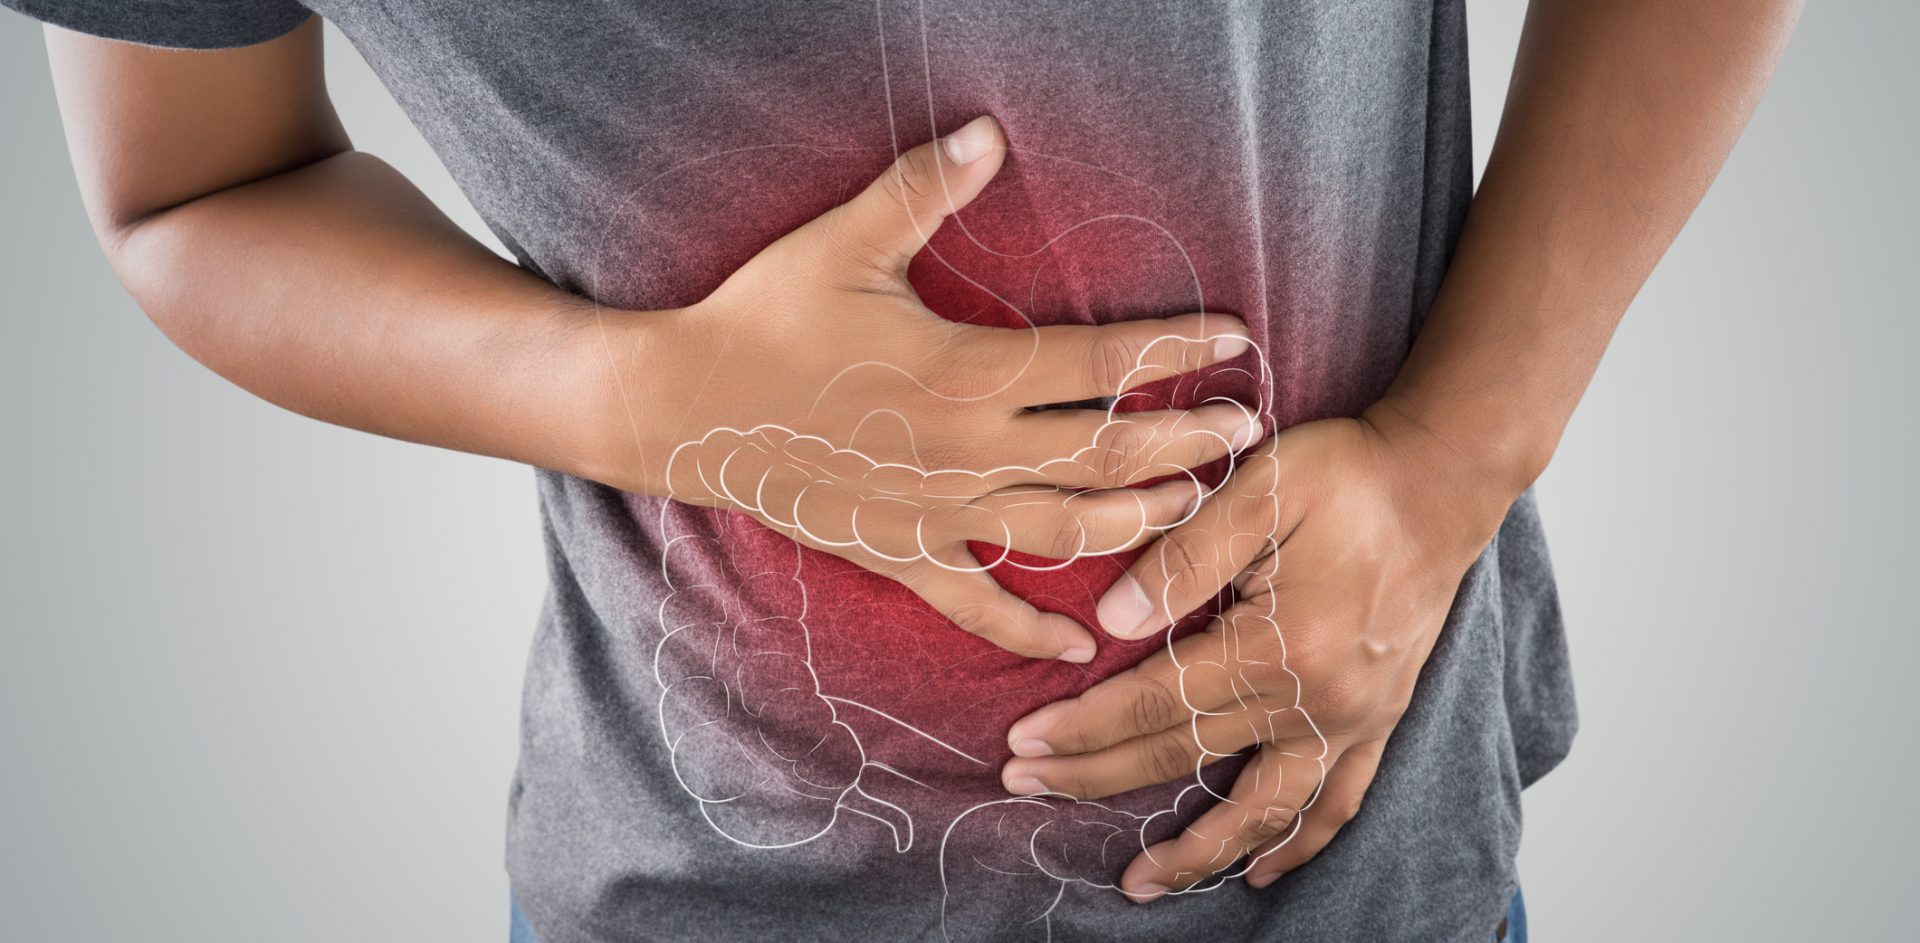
[
  {"x1": 1495, "y1": 886, "x2": 1529, "y2": 942},
  {"x1": 509, "y1": 887, "x2": 1528, "y2": 940},
  {"x1": 510, "y1": 896, "x2": 539, "y2": 943}
]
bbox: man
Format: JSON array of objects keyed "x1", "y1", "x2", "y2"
[{"x1": 4, "y1": 1, "x2": 1797, "y2": 940}]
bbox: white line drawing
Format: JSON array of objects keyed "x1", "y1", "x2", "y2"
[
  {"x1": 654, "y1": 505, "x2": 930, "y2": 852},
  {"x1": 574, "y1": 0, "x2": 1318, "y2": 932}
]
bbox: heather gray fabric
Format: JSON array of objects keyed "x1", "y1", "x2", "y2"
[
  {"x1": 2, "y1": 0, "x2": 308, "y2": 50},
  {"x1": 5, "y1": 2, "x2": 1579, "y2": 941}
]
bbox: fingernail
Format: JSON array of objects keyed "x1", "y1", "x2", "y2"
[
  {"x1": 1247, "y1": 871, "x2": 1281, "y2": 889},
  {"x1": 941, "y1": 116, "x2": 996, "y2": 165},
  {"x1": 1004, "y1": 774, "x2": 1047, "y2": 796},
  {"x1": 1011, "y1": 738, "x2": 1053, "y2": 757},
  {"x1": 1006, "y1": 711, "x2": 1049, "y2": 746},
  {"x1": 1060, "y1": 644, "x2": 1095, "y2": 664},
  {"x1": 1212, "y1": 334, "x2": 1250, "y2": 362},
  {"x1": 1125, "y1": 883, "x2": 1169, "y2": 904},
  {"x1": 1230, "y1": 416, "x2": 1263, "y2": 451},
  {"x1": 1097, "y1": 573, "x2": 1154, "y2": 638}
]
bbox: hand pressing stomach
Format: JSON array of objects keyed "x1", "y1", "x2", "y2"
[
  {"x1": 592, "y1": 118, "x2": 1268, "y2": 900},
  {"x1": 593, "y1": 115, "x2": 1540, "y2": 927}
]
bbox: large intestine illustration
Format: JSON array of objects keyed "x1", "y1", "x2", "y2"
[{"x1": 654, "y1": 504, "x2": 923, "y2": 853}]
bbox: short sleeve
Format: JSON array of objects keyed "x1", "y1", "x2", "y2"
[{"x1": 2, "y1": 0, "x2": 313, "y2": 50}]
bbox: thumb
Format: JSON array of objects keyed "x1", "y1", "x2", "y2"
[{"x1": 820, "y1": 115, "x2": 1005, "y2": 275}]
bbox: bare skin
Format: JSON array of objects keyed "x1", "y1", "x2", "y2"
[
  {"x1": 43, "y1": 23, "x2": 1255, "y2": 663},
  {"x1": 998, "y1": 0, "x2": 1804, "y2": 902}
]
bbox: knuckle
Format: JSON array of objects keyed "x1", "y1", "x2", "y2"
[
  {"x1": 1088, "y1": 330, "x2": 1146, "y2": 395},
  {"x1": 885, "y1": 150, "x2": 941, "y2": 208},
  {"x1": 1144, "y1": 734, "x2": 1195, "y2": 782},
  {"x1": 1243, "y1": 804, "x2": 1299, "y2": 846},
  {"x1": 1157, "y1": 534, "x2": 1218, "y2": 605},
  {"x1": 1095, "y1": 422, "x2": 1151, "y2": 487},
  {"x1": 1038, "y1": 511, "x2": 1088, "y2": 561},
  {"x1": 1128, "y1": 678, "x2": 1180, "y2": 733}
]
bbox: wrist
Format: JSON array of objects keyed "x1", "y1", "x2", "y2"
[
  {"x1": 556, "y1": 299, "x2": 684, "y2": 498},
  {"x1": 1360, "y1": 393, "x2": 1548, "y2": 547}
]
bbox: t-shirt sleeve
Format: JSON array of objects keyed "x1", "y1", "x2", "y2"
[{"x1": 2, "y1": 0, "x2": 312, "y2": 50}]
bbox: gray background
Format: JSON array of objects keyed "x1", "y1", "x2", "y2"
[{"x1": 0, "y1": 3, "x2": 1912, "y2": 939}]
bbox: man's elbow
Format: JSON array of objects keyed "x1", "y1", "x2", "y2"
[{"x1": 99, "y1": 214, "x2": 225, "y2": 364}]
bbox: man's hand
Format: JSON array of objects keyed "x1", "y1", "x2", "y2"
[
  {"x1": 988, "y1": 0, "x2": 1801, "y2": 899},
  {"x1": 996, "y1": 405, "x2": 1516, "y2": 899},
  {"x1": 44, "y1": 26, "x2": 1257, "y2": 671},
  {"x1": 594, "y1": 115, "x2": 1259, "y2": 662}
]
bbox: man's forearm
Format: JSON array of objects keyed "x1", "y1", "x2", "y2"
[
  {"x1": 106, "y1": 150, "x2": 631, "y2": 484},
  {"x1": 1377, "y1": 0, "x2": 1801, "y2": 502}
]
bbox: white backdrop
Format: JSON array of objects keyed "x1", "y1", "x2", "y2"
[{"x1": 1, "y1": 3, "x2": 1912, "y2": 939}]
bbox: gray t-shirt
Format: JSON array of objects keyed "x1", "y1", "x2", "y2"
[{"x1": 8, "y1": 2, "x2": 1578, "y2": 940}]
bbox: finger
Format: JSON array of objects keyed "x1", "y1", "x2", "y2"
[
  {"x1": 1009, "y1": 403, "x2": 1263, "y2": 490},
  {"x1": 1244, "y1": 740, "x2": 1385, "y2": 889},
  {"x1": 892, "y1": 547, "x2": 1097, "y2": 663},
  {"x1": 950, "y1": 478, "x2": 1202, "y2": 561},
  {"x1": 1119, "y1": 740, "x2": 1329, "y2": 902},
  {"x1": 1006, "y1": 599, "x2": 1302, "y2": 758},
  {"x1": 1003, "y1": 612, "x2": 1243, "y2": 758},
  {"x1": 1001, "y1": 703, "x2": 1311, "y2": 801},
  {"x1": 807, "y1": 114, "x2": 1006, "y2": 276},
  {"x1": 1096, "y1": 446, "x2": 1284, "y2": 640},
  {"x1": 998, "y1": 687, "x2": 1313, "y2": 802},
  {"x1": 973, "y1": 313, "x2": 1254, "y2": 406},
  {"x1": 1002, "y1": 726, "x2": 1206, "y2": 801}
]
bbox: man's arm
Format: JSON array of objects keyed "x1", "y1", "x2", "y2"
[
  {"x1": 41, "y1": 21, "x2": 1261, "y2": 660},
  {"x1": 1377, "y1": 0, "x2": 1805, "y2": 508},
  {"x1": 1007, "y1": 0, "x2": 1804, "y2": 899},
  {"x1": 46, "y1": 19, "x2": 613, "y2": 480}
]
